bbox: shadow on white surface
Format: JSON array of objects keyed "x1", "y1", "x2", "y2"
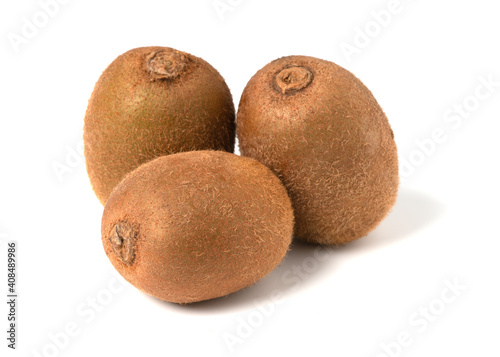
[
  {"x1": 338, "y1": 187, "x2": 446, "y2": 252},
  {"x1": 147, "y1": 187, "x2": 445, "y2": 312}
]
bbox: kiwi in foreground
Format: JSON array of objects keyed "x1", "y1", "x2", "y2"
[
  {"x1": 101, "y1": 150, "x2": 294, "y2": 304},
  {"x1": 84, "y1": 46, "x2": 235, "y2": 205},
  {"x1": 237, "y1": 55, "x2": 399, "y2": 245}
]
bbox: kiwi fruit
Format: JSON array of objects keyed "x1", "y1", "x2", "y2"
[
  {"x1": 101, "y1": 150, "x2": 294, "y2": 304},
  {"x1": 84, "y1": 46, "x2": 235, "y2": 205},
  {"x1": 237, "y1": 56, "x2": 399, "y2": 245}
]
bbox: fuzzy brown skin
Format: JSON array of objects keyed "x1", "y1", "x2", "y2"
[
  {"x1": 84, "y1": 47, "x2": 236, "y2": 205},
  {"x1": 237, "y1": 56, "x2": 399, "y2": 245},
  {"x1": 101, "y1": 151, "x2": 294, "y2": 304}
]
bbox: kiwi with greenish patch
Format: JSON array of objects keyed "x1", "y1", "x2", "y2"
[
  {"x1": 237, "y1": 55, "x2": 399, "y2": 245},
  {"x1": 101, "y1": 150, "x2": 294, "y2": 304},
  {"x1": 84, "y1": 46, "x2": 235, "y2": 205}
]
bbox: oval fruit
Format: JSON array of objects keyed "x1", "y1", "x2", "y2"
[
  {"x1": 237, "y1": 56, "x2": 399, "y2": 245},
  {"x1": 101, "y1": 151, "x2": 294, "y2": 304},
  {"x1": 84, "y1": 46, "x2": 235, "y2": 204}
]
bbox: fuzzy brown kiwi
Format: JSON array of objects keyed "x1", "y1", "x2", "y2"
[
  {"x1": 101, "y1": 151, "x2": 294, "y2": 304},
  {"x1": 237, "y1": 56, "x2": 399, "y2": 245},
  {"x1": 84, "y1": 46, "x2": 235, "y2": 205}
]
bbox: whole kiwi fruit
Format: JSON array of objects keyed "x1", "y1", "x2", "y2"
[
  {"x1": 101, "y1": 150, "x2": 294, "y2": 304},
  {"x1": 84, "y1": 46, "x2": 235, "y2": 205},
  {"x1": 237, "y1": 56, "x2": 399, "y2": 245}
]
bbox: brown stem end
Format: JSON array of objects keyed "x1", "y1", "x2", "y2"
[
  {"x1": 146, "y1": 49, "x2": 189, "y2": 80},
  {"x1": 274, "y1": 66, "x2": 313, "y2": 94},
  {"x1": 109, "y1": 222, "x2": 137, "y2": 266}
]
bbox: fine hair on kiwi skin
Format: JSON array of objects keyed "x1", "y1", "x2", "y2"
[
  {"x1": 101, "y1": 150, "x2": 294, "y2": 304},
  {"x1": 237, "y1": 55, "x2": 399, "y2": 246},
  {"x1": 84, "y1": 46, "x2": 236, "y2": 205}
]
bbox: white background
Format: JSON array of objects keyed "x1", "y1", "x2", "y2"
[{"x1": 1, "y1": 0, "x2": 499, "y2": 356}]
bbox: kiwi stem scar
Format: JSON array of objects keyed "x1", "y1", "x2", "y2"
[
  {"x1": 146, "y1": 49, "x2": 188, "y2": 80},
  {"x1": 109, "y1": 222, "x2": 137, "y2": 265},
  {"x1": 274, "y1": 66, "x2": 313, "y2": 94}
]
